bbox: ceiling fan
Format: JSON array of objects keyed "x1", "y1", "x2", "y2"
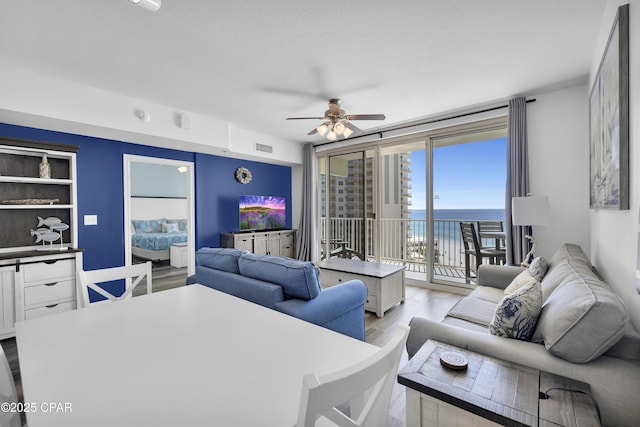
[{"x1": 286, "y1": 99, "x2": 386, "y2": 141}]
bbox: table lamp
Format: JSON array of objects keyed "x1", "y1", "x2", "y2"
[{"x1": 512, "y1": 195, "x2": 550, "y2": 267}]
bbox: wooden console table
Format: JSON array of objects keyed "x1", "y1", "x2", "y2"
[
  {"x1": 398, "y1": 340, "x2": 600, "y2": 427},
  {"x1": 316, "y1": 258, "x2": 405, "y2": 317}
]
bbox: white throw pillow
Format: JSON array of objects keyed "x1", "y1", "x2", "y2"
[{"x1": 161, "y1": 222, "x2": 179, "y2": 233}]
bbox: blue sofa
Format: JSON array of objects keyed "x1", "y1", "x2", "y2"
[{"x1": 186, "y1": 248, "x2": 368, "y2": 340}]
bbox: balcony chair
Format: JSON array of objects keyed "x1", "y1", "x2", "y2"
[
  {"x1": 477, "y1": 220, "x2": 506, "y2": 250},
  {"x1": 460, "y1": 222, "x2": 505, "y2": 283},
  {"x1": 296, "y1": 323, "x2": 410, "y2": 427},
  {"x1": 0, "y1": 345, "x2": 21, "y2": 427},
  {"x1": 77, "y1": 261, "x2": 152, "y2": 308}
]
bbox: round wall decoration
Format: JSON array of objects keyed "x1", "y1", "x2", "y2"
[{"x1": 235, "y1": 167, "x2": 252, "y2": 184}]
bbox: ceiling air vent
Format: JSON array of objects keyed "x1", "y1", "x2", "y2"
[{"x1": 255, "y1": 142, "x2": 273, "y2": 154}]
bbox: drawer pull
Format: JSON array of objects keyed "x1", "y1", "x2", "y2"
[
  {"x1": 45, "y1": 304, "x2": 59, "y2": 309},
  {"x1": 43, "y1": 282, "x2": 58, "y2": 287},
  {"x1": 44, "y1": 259, "x2": 58, "y2": 265}
]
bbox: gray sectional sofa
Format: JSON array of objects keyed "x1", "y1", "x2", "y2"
[
  {"x1": 407, "y1": 243, "x2": 640, "y2": 427},
  {"x1": 186, "y1": 248, "x2": 368, "y2": 340}
]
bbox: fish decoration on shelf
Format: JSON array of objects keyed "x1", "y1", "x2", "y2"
[{"x1": 30, "y1": 216, "x2": 69, "y2": 248}]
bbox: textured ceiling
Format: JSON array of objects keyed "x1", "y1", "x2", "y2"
[{"x1": 0, "y1": 1, "x2": 606, "y2": 144}]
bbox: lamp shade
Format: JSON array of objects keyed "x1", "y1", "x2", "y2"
[{"x1": 512, "y1": 196, "x2": 550, "y2": 226}]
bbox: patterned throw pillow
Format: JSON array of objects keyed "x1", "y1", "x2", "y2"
[
  {"x1": 490, "y1": 280, "x2": 543, "y2": 341},
  {"x1": 528, "y1": 256, "x2": 549, "y2": 281}
]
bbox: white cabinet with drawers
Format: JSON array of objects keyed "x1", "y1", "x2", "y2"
[
  {"x1": 0, "y1": 139, "x2": 82, "y2": 337},
  {"x1": 3, "y1": 250, "x2": 82, "y2": 335},
  {"x1": 221, "y1": 229, "x2": 297, "y2": 258}
]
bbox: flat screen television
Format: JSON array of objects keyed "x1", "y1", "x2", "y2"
[{"x1": 239, "y1": 195, "x2": 286, "y2": 231}]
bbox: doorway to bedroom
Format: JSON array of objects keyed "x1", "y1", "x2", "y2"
[{"x1": 123, "y1": 155, "x2": 196, "y2": 293}]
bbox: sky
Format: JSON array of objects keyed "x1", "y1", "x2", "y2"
[
  {"x1": 239, "y1": 195, "x2": 285, "y2": 209},
  {"x1": 409, "y1": 137, "x2": 507, "y2": 210}
]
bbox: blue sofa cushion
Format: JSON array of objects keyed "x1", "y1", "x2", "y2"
[
  {"x1": 188, "y1": 267, "x2": 284, "y2": 310},
  {"x1": 238, "y1": 253, "x2": 321, "y2": 300},
  {"x1": 196, "y1": 247, "x2": 246, "y2": 274}
]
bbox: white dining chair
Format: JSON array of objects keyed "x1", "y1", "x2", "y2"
[
  {"x1": 296, "y1": 323, "x2": 410, "y2": 427},
  {"x1": 77, "y1": 261, "x2": 152, "y2": 308},
  {"x1": 0, "y1": 345, "x2": 22, "y2": 427}
]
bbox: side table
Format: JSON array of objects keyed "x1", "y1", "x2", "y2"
[
  {"x1": 170, "y1": 242, "x2": 188, "y2": 268},
  {"x1": 398, "y1": 340, "x2": 600, "y2": 427}
]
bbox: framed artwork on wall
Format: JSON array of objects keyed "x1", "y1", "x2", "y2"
[{"x1": 589, "y1": 4, "x2": 629, "y2": 210}]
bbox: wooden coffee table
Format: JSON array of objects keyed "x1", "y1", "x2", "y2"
[{"x1": 398, "y1": 340, "x2": 600, "y2": 427}]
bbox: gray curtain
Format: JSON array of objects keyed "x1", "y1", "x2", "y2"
[
  {"x1": 505, "y1": 97, "x2": 529, "y2": 265},
  {"x1": 296, "y1": 143, "x2": 317, "y2": 261}
]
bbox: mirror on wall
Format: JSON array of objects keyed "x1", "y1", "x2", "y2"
[{"x1": 123, "y1": 155, "x2": 196, "y2": 293}]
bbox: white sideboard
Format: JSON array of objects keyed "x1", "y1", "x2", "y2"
[
  {"x1": 0, "y1": 250, "x2": 83, "y2": 339},
  {"x1": 221, "y1": 229, "x2": 297, "y2": 258}
]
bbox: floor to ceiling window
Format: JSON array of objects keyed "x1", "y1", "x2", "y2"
[
  {"x1": 316, "y1": 116, "x2": 507, "y2": 289},
  {"x1": 431, "y1": 130, "x2": 507, "y2": 286}
]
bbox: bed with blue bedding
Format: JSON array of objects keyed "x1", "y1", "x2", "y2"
[{"x1": 131, "y1": 218, "x2": 188, "y2": 261}]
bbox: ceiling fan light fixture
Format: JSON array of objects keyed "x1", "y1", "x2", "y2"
[
  {"x1": 342, "y1": 126, "x2": 354, "y2": 138},
  {"x1": 316, "y1": 123, "x2": 329, "y2": 136},
  {"x1": 333, "y1": 121, "x2": 345, "y2": 134},
  {"x1": 326, "y1": 130, "x2": 338, "y2": 141},
  {"x1": 129, "y1": 0, "x2": 161, "y2": 12}
]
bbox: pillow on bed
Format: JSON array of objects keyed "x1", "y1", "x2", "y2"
[
  {"x1": 162, "y1": 223, "x2": 179, "y2": 233},
  {"x1": 132, "y1": 219, "x2": 166, "y2": 233},
  {"x1": 167, "y1": 219, "x2": 187, "y2": 231}
]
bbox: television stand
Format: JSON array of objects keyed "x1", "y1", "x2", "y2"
[{"x1": 220, "y1": 229, "x2": 296, "y2": 258}]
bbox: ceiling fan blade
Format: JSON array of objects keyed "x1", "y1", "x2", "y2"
[
  {"x1": 307, "y1": 128, "x2": 319, "y2": 136},
  {"x1": 285, "y1": 117, "x2": 325, "y2": 120},
  {"x1": 345, "y1": 114, "x2": 386, "y2": 121},
  {"x1": 344, "y1": 121, "x2": 362, "y2": 133}
]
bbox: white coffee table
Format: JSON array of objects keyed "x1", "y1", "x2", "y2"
[{"x1": 316, "y1": 258, "x2": 405, "y2": 317}]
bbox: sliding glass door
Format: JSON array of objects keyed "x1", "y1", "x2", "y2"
[
  {"x1": 431, "y1": 128, "x2": 507, "y2": 285},
  {"x1": 316, "y1": 117, "x2": 507, "y2": 289},
  {"x1": 320, "y1": 150, "x2": 375, "y2": 261}
]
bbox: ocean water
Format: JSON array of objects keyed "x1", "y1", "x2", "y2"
[
  {"x1": 410, "y1": 209, "x2": 505, "y2": 222},
  {"x1": 407, "y1": 209, "x2": 505, "y2": 242}
]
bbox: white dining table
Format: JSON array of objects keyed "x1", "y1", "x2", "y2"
[{"x1": 15, "y1": 284, "x2": 378, "y2": 427}]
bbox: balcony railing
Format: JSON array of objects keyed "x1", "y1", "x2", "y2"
[{"x1": 320, "y1": 217, "x2": 504, "y2": 281}]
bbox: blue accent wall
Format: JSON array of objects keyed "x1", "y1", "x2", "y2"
[
  {"x1": 0, "y1": 123, "x2": 292, "y2": 271},
  {"x1": 195, "y1": 153, "x2": 292, "y2": 247}
]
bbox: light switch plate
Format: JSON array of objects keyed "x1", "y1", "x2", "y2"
[{"x1": 84, "y1": 215, "x2": 98, "y2": 226}]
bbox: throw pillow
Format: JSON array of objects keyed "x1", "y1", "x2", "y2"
[
  {"x1": 528, "y1": 256, "x2": 549, "y2": 281},
  {"x1": 489, "y1": 280, "x2": 542, "y2": 341},
  {"x1": 162, "y1": 222, "x2": 179, "y2": 233},
  {"x1": 504, "y1": 269, "x2": 537, "y2": 295}
]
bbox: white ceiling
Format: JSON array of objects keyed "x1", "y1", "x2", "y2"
[{"x1": 0, "y1": 1, "x2": 606, "y2": 145}]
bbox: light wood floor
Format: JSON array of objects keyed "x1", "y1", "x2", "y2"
[
  {"x1": 364, "y1": 285, "x2": 462, "y2": 427},
  {"x1": 2, "y1": 271, "x2": 461, "y2": 427}
]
